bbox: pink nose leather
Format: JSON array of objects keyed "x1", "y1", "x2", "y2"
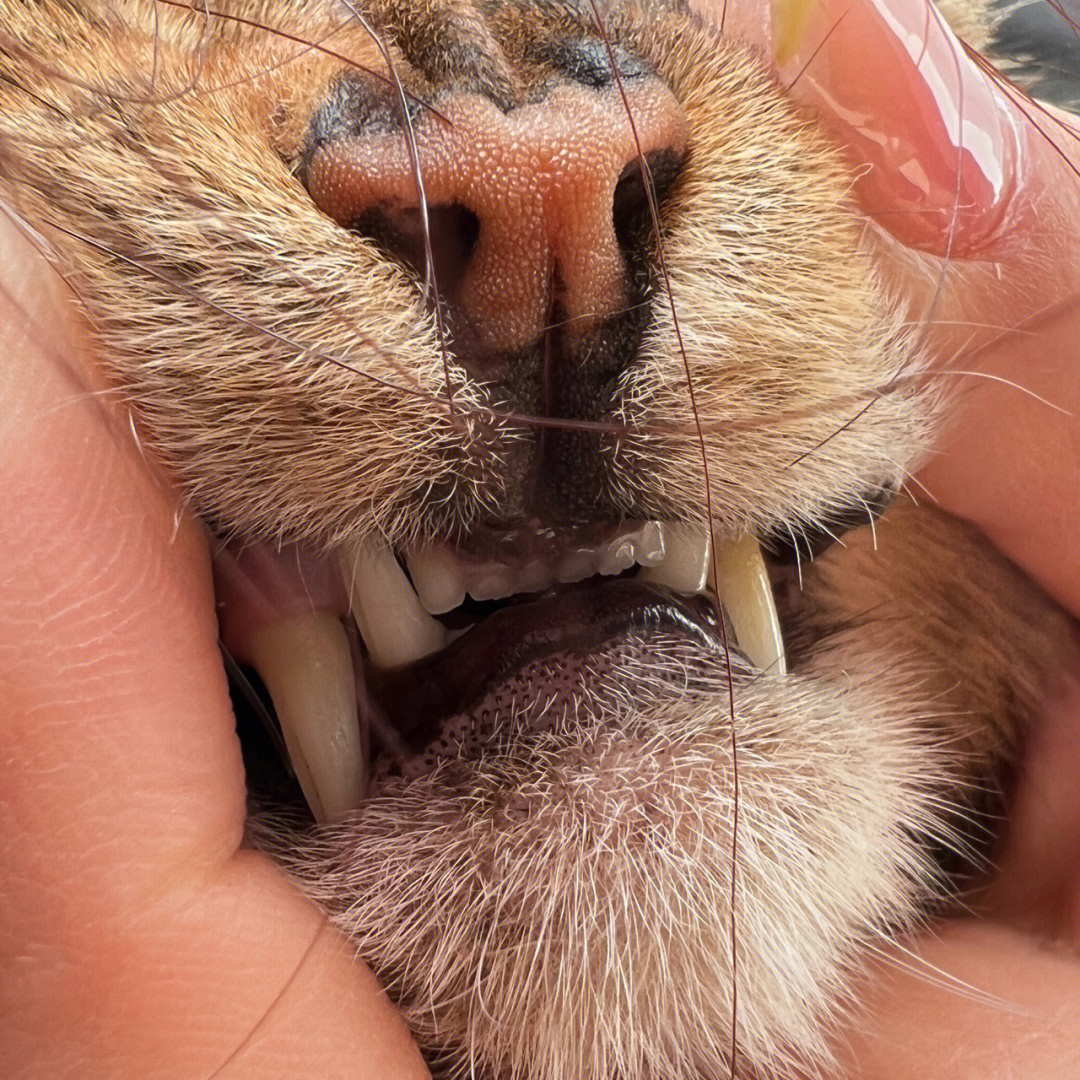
[{"x1": 307, "y1": 78, "x2": 688, "y2": 361}]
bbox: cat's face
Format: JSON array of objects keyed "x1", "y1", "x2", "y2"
[{"x1": 1, "y1": 2, "x2": 953, "y2": 1077}]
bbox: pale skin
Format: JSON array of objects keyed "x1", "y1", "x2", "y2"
[{"x1": 2, "y1": 0, "x2": 1079, "y2": 1076}]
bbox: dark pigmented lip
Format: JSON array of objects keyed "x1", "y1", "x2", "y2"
[{"x1": 364, "y1": 578, "x2": 729, "y2": 761}]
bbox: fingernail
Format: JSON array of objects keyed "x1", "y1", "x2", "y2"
[{"x1": 772, "y1": 0, "x2": 1025, "y2": 256}]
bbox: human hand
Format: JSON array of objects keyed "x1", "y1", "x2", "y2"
[
  {"x1": 706, "y1": 0, "x2": 1080, "y2": 615},
  {"x1": 0, "y1": 212, "x2": 430, "y2": 1078},
  {"x1": 775, "y1": 0, "x2": 1080, "y2": 621}
]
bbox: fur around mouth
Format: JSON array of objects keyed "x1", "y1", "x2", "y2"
[{"x1": 220, "y1": 518, "x2": 787, "y2": 824}]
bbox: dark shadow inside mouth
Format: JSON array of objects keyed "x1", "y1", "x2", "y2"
[
  {"x1": 228, "y1": 663, "x2": 309, "y2": 816},
  {"x1": 762, "y1": 484, "x2": 898, "y2": 564}
]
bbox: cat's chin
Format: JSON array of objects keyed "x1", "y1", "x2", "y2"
[{"x1": 253, "y1": 633, "x2": 946, "y2": 1080}]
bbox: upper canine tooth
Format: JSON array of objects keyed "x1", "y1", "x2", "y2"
[
  {"x1": 639, "y1": 520, "x2": 710, "y2": 594},
  {"x1": 246, "y1": 613, "x2": 366, "y2": 824},
  {"x1": 710, "y1": 534, "x2": 787, "y2": 676},
  {"x1": 340, "y1": 536, "x2": 448, "y2": 669},
  {"x1": 405, "y1": 545, "x2": 467, "y2": 615}
]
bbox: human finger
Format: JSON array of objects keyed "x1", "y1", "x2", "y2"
[
  {"x1": 829, "y1": 920, "x2": 1080, "y2": 1079},
  {"x1": 0, "y1": 210, "x2": 428, "y2": 1079},
  {"x1": 773, "y1": 0, "x2": 1080, "y2": 615},
  {"x1": 694, "y1": 0, "x2": 1080, "y2": 616}
]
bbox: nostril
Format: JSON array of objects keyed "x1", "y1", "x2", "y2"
[
  {"x1": 611, "y1": 149, "x2": 685, "y2": 257},
  {"x1": 302, "y1": 69, "x2": 688, "y2": 359},
  {"x1": 350, "y1": 203, "x2": 480, "y2": 291}
]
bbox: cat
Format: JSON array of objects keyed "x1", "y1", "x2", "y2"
[{"x1": 1, "y1": 1, "x2": 1076, "y2": 1077}]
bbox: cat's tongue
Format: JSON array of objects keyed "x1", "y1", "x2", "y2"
[{"x1": 214, "y1": 528, "x2": 786, "y2": 824}]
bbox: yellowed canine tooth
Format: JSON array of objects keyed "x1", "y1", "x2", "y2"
[
  {"x1": 340, "y1": 535, "x2": 448, "y2": 669},
  {"x1": 710, "y1": 534, "x2": 787, "y2": 675},
  {"x1": 247, "y1": 612, "x2": 366, "y2": 824}
]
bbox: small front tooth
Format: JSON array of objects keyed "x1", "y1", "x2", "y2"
[
  {"x1": 405, "y1": 545, "x2": 467, "y2": 614},
  {"x1": 711, "y1": 534, "x2": 787, "y2": 676},
  {"x1": 340, "y1": 536, "x2": 448, "y2": 669},
  {"x1": 518, "y1": 558, "x2": 553, "y2": 594},
  {"x1": 557, "y1": 547, "x2": 597, "y2": 583},
  {"x1": 247, "y1": 613, "x2": 366, "y2": 824},
  {"x1": 639, "y1": 521, "x2": 710, "y2": 593},
  {"x1": 468, "y1": 564, "x2": 514, "y2": 601},
  {"x1": 599, "y1": 536, "x2": 636, "y2": 576},
  {"x1": 636, "y1": 521, "x2": 666, "y2": 566}
]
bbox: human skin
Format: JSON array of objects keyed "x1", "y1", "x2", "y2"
[{"x1": 2, "y1": 0, "x2": 1079, "y2": 1076}]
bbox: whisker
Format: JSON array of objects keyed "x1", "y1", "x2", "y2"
[
  {"x1": 783, "y1": 7, "x2": 850, "y2": 92},
  {"x1": 863, "y1": 937, "x2": 1043, "y2": 1018},
  {"x1": 586, "y1": 3, "x2": 742, "y2": 1075},
  {"x1": 337, "y1": 0, "x2": 459, "y2": 410},
  {"x1": 933, "y1": 369, "x2": 1074, "y2": 414},
  {"x1": 782, "y1": 0, "x2": 973, "y2": 474}
]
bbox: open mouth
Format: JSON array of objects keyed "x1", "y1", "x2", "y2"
[{"x1": 220, "y1": 520, "x2": 787, "y2": 824}]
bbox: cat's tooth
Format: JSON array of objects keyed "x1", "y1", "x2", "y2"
[
  {"x1": 405, "y1": 546, "x2": 467, "y2": 615},
  {"x1": 636, "y1": 521, "x2": 666, "y2": 566},
  {"x1": 711, "y1": 534, "x2": 787, "y2": 676},
  {"x1": 518, "y1": 558, "x2": 553, "y2": 594},
  {"x1": 599, "y1": 535, "x2": 636, "y2": 576},
  {"x1": 639, "y1": 521, "x2": 710, "y2": 593},
  {"x1": 247, "y1": 613, "x2": 366, "y2": 824},
  {"x1": 557, "y1": 547, "x2": 597, "y2": 583},
  {"x1": 468, "y1": 564, "x2": 514, "y2": 601},
  {"x1": 340, "y1": 537, "x2": 448, "y2": 669}
]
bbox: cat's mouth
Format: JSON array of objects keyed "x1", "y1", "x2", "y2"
[{"x1": 220, "y1": 520, "x2": 787, "y2": 823}]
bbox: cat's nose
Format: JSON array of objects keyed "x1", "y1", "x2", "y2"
[{"x1": 304, "y1": 77, "x2": 687, "y2": 366}]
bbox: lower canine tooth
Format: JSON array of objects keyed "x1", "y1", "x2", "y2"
[
  {"x1": 710, "y1": 534, "x2": 787, "y2": 675},
  {"x1": 639, "y1": 521, "x2": 710, "y2": 593},
  {"x1": 340, "y1": 536, "x2": 448, "y2": 668},
  {"x1": 247, "y1": 613, "x2": 366, "y2": 824}
]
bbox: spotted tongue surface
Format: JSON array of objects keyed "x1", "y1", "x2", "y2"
[{"x1": 366, "y1": 579, "x2": 729, "y2": 773}]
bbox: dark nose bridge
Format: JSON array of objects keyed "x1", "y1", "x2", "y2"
[{"x1": 306, "y1": 77, "x2": 687, "y2": 357}]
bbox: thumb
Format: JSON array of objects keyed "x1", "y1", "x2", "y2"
[
  {"x1": 0, "y1": 210, "x2": 428, "y2": 1079},
  {"x1": 773, "y1": 0, "x2": 1027, "y2": 258},
  {"x1": 767, "y1": 0, "x2": 1080, "y2": 341}
]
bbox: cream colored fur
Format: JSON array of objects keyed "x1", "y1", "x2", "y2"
[{"x1": 1, "y1": 2, "x2": 1073, "y2": 1078}]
